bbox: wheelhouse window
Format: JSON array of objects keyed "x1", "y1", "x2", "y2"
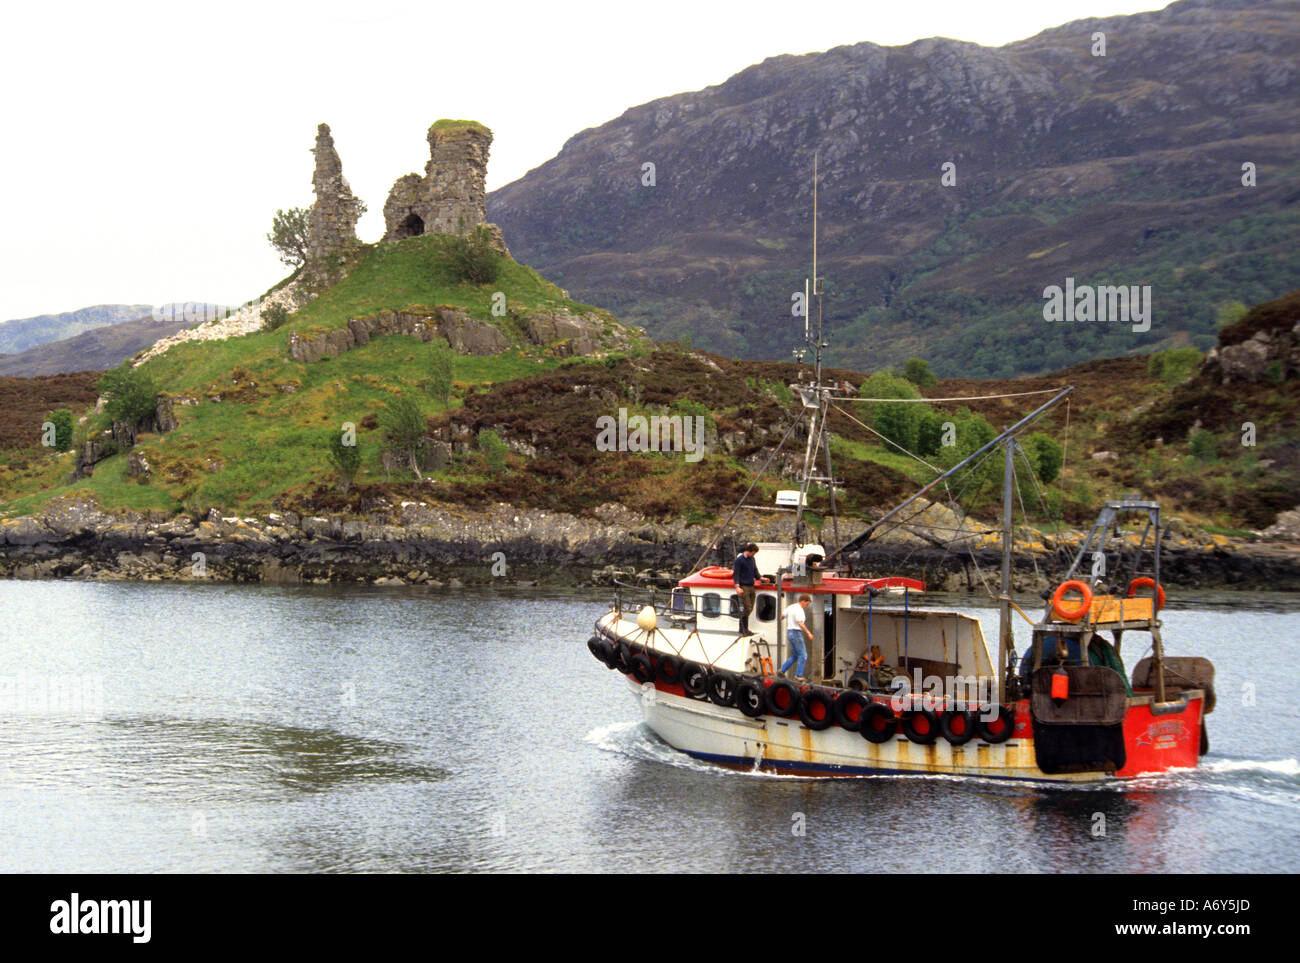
[
  {"x1": 700, "y1": 593, "x2": 721, "y2": 618},
  {"x1": 756, "y1": 594, "x2": 776, "y2": 622}
]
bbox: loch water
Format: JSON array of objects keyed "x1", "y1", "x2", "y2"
[{"x1": 0, "y1": 580, "x2": 1296, "y2": 873}]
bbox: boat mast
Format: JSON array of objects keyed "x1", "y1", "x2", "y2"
[
  {"x1": 793, "y1": 151, "x2": 835, "y2": 551},
  {"x1": 997, "y1": 437, "x2": 1016, "y2": 705}
]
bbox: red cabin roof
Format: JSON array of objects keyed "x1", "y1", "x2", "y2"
[{"x1": 678, "y1": 570, "x2": 924, "y2": 595}]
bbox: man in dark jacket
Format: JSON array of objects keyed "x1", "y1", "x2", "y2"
[{"x1": 733, "y1": 542, "x2": 760, "y2": 636}]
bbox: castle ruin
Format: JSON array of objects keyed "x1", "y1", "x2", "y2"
[
  {"x1": 304, "y1": 118, "x2": 509, "y2": 286},
  {"x1": 382, "y1": 120, "x2": 508, "y2": 253},
  {"x1": 305, "y1": 123, "x2": 361, "y2": 284}
]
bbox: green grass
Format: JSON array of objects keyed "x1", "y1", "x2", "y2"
[
  {"x1": 0, "y1": 233, "x2": 647, "y2": 516},
  {"x1": 3, "y1": 454, "x2": 182, "y2": 517},
  {"x1": 830, "y1": 435, "x2": 932, "y2": 485},
  {"x1": 1, "y1": 337, "x2": 561, "y2": 516},
  {"x1": 288, "y1": 234, "x2": 609, "y2": 335}
]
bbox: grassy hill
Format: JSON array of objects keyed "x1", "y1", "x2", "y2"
[{"x1": 0, "y1": 234, "x2": 645, "y2": 518}]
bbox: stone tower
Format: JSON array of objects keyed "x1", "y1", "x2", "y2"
[
  {"x1": 306, "y1": 123, "x2": 361, "y2": 282},
  {"x1": 382, "y1": 120, "x2": 507, "y2": 252}
]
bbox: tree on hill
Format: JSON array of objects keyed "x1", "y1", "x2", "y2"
[
  {"x1": 267, "y1": 208, "x2": 310, "y2": 268},
  {"x1": 97, "y1": 361, "x2": 158, "y2": 428},
  {"x1": 326, "y1": 426, "x2": 362, "y2": 491},
  {"x1": 380, "y1": 395, "x2": 428, "y2": 478},
  {"x1": 902, "y1": 357, "x2": 937, "y2": 388},
  {"x1": 859, "y1": 370, "x2": 924, "y2": 455},
  {"x1": 423, "y1": 343, "x2": 454, "y2": 404},
  {"x1": 44, "y1": 409, "x2": 74, "y2": 452},
  {"x1": 1023, "y1": 431, "x2": 1064, "y2": 485}
]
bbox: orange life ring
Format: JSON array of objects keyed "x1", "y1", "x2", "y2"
[
  {"x1": 1126, "y1": 576, "x2": 1166, "y2": 611},
  {"x1": 699, "y1": 566, "x2": 734, "y2": 581},
  {"x1": 1051, "y1": 579, "x2": 1093, "y2": 621}
]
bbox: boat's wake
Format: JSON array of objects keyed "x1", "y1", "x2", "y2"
[
  {"x1": 583, "y1": 721, "x2": 818, "y2": 779},
  {"x1": 1201, "y1": 757, "x2": 1300, "y2": 777}
]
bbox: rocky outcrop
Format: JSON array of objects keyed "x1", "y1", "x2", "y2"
[
  {"x1": 68, "y1": 393, "x2": 180, "y2": 482},
  {"x1": 287, "y1": 307, "x2": 512, "y2": 363},
  {"x1": 286, "y1": 307, "x2": 626, "y2": 364},
  {"x1": 1, "y1": 496, "x2": 1294, "y2": 591},
  {"x1": 1262, "y1": 507, "x2": 1300, "y2": 540},
  {"x1": 306, "y1": 123, "x2": 362, "y2": 285},
  {"x1": 523, "y1": 311, "x2": 605, "y2": 357},
  {"x1": 1204, "y1": 318, "x2": 1300, "y2": 383},
  {"x1": 382, "y1": 120, "x2": 509, "y2": 253}
]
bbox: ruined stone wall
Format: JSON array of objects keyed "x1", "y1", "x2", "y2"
[
  {"x1": 382, "y1": 120, "x2": 507, "y2": 251},
  {"x1": 420, "y1": 121, "x2": 491, "y2": 234},
  {"x1": 306, "y1": 123, "x2": 360, "y2": 283},
  {"x1": 382, "y1": 173, "x2": 423, "y2": 239}
]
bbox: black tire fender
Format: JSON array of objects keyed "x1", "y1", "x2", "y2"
[
  {"x1": 764, "y1": 679, "x2": 799, "y2": 717},
  {"x1": 860, "y1": 702, "x2": 898, "y2": 744},
  {"x1": 940, "y1": 709, "x2": 976, "y2": 746},
  {"x1": 655, "y1": 654, "x2": 682, "y2": 685},
  {"x1": 901, "y1": 709, "x2": 940, "y2": 745},
  {"x1": 975, "y1": 705, "x2": 1016, "y2": 744},
  {"x1": 798, "y1": 688, "x2": 835, "y2": 731},
  {"x1": 630, "y1": 652, "x2": 655, "y2": 685},
  {"x1": 735, "y1": 679, "x2": 766, "y2": 718},
  {"x1": 680, "y1": 661, "x2": 709, "y2": 698},
  {"x1": 706, "y1": 671, "x2": 738, "y2": 707},
  {"x1": 833, "y1": 690, "x2": 870, "y2": 732}
]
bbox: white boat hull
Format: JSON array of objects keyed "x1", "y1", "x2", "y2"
[{"x1": 626, "y1": 676, "x2": 1106, "y2": 783}]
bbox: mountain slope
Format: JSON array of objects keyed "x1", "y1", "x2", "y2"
[
  {"x1": 0, "y1": 304, "x2": 155, "y2": 355},
  {"x1": 488, "y1": 0, "x2": 1300, "y2": 376},
  {"x1": 0, "y1": 314, "x2": 194, "y2": 376}
]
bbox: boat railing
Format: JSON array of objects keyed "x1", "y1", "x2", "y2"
[{"x1": 611, "y1": 577, "x2": 723, "y2": 626}]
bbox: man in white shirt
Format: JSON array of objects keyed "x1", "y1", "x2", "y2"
[{"x1": 780, "y1": 595, "x2": 815, "y2": 681}]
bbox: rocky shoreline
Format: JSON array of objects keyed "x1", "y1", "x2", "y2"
[{"x1": 1, "y1": 496, "x2": 1297, "y2": 593}]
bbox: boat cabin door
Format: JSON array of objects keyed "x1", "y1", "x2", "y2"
[{"x1": 822, "y1": 599, "x2": 836, "y2": 681}]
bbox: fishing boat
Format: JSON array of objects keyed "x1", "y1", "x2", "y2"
[{"x1": 583, "y1": 163, "x2": 1214, "y2": 783}]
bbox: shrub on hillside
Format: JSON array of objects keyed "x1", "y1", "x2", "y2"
[
  {"x1": 934, "y1": 408, "x2": 1000, "y2": 506},
  {"x1": 44, "y1": 409, "x2": 74, "y2": 452},
  {"x1": 1188, "y1": 428, "x2": 1218, "y2": 461},
  {"x1": 262, "y1": 302, "x2": 289, "y2": 330},
  {"x1": 477, "y1": 429, "x2": 509, "y2": 474},
  {"x1": 1148, "y1": 347, "x2": 1202, "y2": 386},
  {"x1": 1024, "y1": 431, "x2": 1064, "y2": 484},
  {"x1": 422, "y1": 343, "x2": 454, "y2": 404},
  {"x1": 902, "y1": 357, "x2": 938, "y2": 388},
  {"x1": 380, "y1": 395, "x2": 428, "y2": 478},
  {"x1": 448, "y1": 226, "x2": 502, "y2": 285},
  {"x1": 326, "y1": 428, "x2": 362, "y2": 491},
  {"x1": 859, "y1": 371, "x2": 924, "y2": 455},
  {"x1": 97, "y1": 361, "x2": 159, "y2": 428}
]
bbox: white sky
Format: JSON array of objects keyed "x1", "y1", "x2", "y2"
[{"x1": 0, "y1": 0, "x2": 1165, "y2": 322}]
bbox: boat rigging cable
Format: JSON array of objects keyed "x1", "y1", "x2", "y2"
[
  {"x1": 842, "y1": 387, "x2": 1064, "y2": 403},
  {"x1": 823, "y1": 386, "x2": 1075, "y2": 564},
  {"x1": 688, "y1": 408, "x2": 809, "y2": 572}
]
